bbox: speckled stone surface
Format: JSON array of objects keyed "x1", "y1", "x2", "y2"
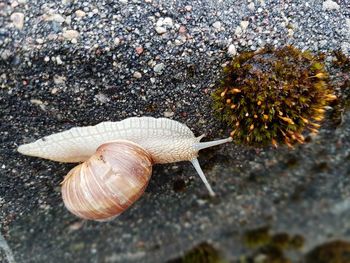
[{"x1": 1, "y1": 0, "x2": 350, "y2": 262}]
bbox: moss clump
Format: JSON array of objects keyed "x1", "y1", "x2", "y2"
[
  {"x1": 305, "y1": 240, "x2": 350, "y2": 263},
  {"x1": 243, "y1": 226, "x2": 271, "y2": 248},
  {"x1": 168, "y1": 242, "x2": 227, "y2": 263},
  {"x1": 333, "y1": 51, "x2": 350, "y2": 70},
  {"x1": 212, "y1": 45, "x2": 336, "y2": 147},
  {"x1": 241, "y1": 227, "x2": 305, "y2": 263},
  {"x1": 329, "y1": 50, "x2": 350, "y2": 127}
]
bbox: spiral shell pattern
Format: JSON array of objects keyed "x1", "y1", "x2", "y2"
[{"x1": 61, "y1": 140, "x2": 153, "y2": 221}]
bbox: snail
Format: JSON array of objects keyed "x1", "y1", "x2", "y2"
[{"x1": 18, "y1": 117, "x2": 232, "y2": 221}]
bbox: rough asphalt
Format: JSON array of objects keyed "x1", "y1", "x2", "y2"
[{"x1": 1, "y1": 0, "x2": 350, "y2": 262}]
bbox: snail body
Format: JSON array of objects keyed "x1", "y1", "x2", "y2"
[{"x1": 18, "y1": 117, "x2": 232, "y2": 221}]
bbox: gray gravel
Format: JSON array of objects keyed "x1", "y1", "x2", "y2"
[{"x1": 1, "y1": 0, "x2": 350, "y2": 262}]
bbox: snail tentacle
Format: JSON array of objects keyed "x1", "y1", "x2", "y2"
[{"x1": 191, "y1": 158, "x2": 216, "y2": 197}]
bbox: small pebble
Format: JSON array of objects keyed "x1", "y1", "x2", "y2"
[
  {"x1": 156, "y1": 17, "x2": 173, "y2": 27},
  {"x1": 53, "y1": 75, "x2": 66, "y2": 84},
  {"x1": 133, "y1": 72, "x2": 142, "y2": 79},
  {"x1": 51, "y1": 88, "x2": 59, "y2": 94},
  {"x1": 155, "y1": 26, "x2": 167, "y2": 34},
  {"x1": 10, "y1": 12, "x2": 24, "y2": 30},
  {"x1": 184, "y1": 5, "x2": 192, "y2": 12},
  {"x1": 95, "y1": 93, "x2": 109, "y2": 104},
  {"x1": 114, "y1": 37, "x2": 121, "y2": 45},
  {"x1": 227, "y1": 44, "x2": 237, "y2": 56},
  {"x1": 179, "y1": 25, "x2": 186, "y2": 34},
  {"x1": 322, "y1": 0, "x2": 340, "y2": 11},
  {"x1": 63, "y1": 30, "x2": 79, "y2": 40},
  {"x1": 162, "y1": 17, "x2": 173, "y2": 27},
  {"x1": 45, "y1": 14, "x2": 65, "y2": 23},
  {"x1": 240, "y1": 20, "x2": 249, "y2": 31},
  {"x1": 153, "y1": 63, "x2": 165, "y2": 73},
  {"x1": 247, "y1": 2, "x2": 255, "y2": 10},
  {"x1": 30, "y1": 99, "x2": 44, "y2": 105},
  {"x1": 212, "y1": 21, "x2": 222, "y2": 29},
  {"x1": 56, "y1": 56, "x2": 63, "y2": 65},
  {"x1": 11, "y1": 1, "x2": 19, "y2": 8},
  {"x1": 235, "y1": 25, "x2": 243, "y2": 36},
  {"x1": 75, "y1": 10, "x2": 86, "y2": 18},
  {"x1": 163, "y1": 111, "x2": 174, "y2": 117},
  {"x1": 135, "y1": 46, "x2": 144, "y2": 55}
]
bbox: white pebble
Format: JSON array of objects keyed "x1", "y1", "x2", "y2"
[
  {"x1": 162, "y1": 17, "x2": 173, "y2": 27},
  {"x1": 56, "y1": 56, "x2": 63, "y2": 65},
  {"x1": 53, "y1": 75, "x2": 66, "y2": 84},
  {"x1": 114, "y1": 37, "x2": 121, "y2": 45},
  {"x1": 163, "y1": 111, "x2": 174, "y2": 117},
  {"x1": 184, "y1": 5, "x2": 192, "y2": 12},
  {"x1": 11, "y1": 1, "x2": 19, "y2": 8},
  {"x1": 155, "y1": 26, "x2": 167, "y2": 34},
  {"x1": 10, "y1": 12, "x2": 24, "y2": 30},
  {"x1": 247, "y1": 2, "x2": 255, "y2": 11},
  {"x1": 45, "y1": 14, "x2": 65, "y2": 23},
  {"x1": 156, "y1": 18, "x2": 163, "y2": 27},
  {"x1": 323, "y1": 0, "x2": 340, "y2": 10},
  {"x1": 51, "y1": 87, "x2": 59, "y2": 94},
  {"x1": 30, "y1": 99, "x2": 44, "y2": 105},
  {"x1": 227, "y1": 44, "x2": 237, "y2": 56},
  {"x1": 240, "y1": 20, "x2": 249, "y2": 31},
  {"x1": 75, "y1": 10, "x2": 86, "y2": 18},
  {"x1": 133, "y1": 72, "x2": 142, "y2": 79},
  {"x1": 235, "y1": 26, "x2": 243, "y2": 36},
  {"x1": 212, "y1": 21, "x2": 222, "y2": 29},
  {"x1": 63, "y1": 30, "x2": 79, "y2": 40}
]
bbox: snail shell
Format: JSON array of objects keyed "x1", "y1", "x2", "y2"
[
  {"x1": 61, "y1": 140, "x2": 153, "y2": 221},
  {"x1": 18, "y1": 117, "x2": 232, "y2": 221}
]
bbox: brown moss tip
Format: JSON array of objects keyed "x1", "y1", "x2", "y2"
[{"x1": 212, "y1": 45, "x2": 336, "y2": 147}]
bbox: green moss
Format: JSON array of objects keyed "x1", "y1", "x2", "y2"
[
  {"x1": 271, "y1": 233, "x2": 291, "y2": 250},
  {"x1": 305, "y1": 240, "x2": 350, "y2": 263},
  {"x1": 241, "y1": 227, "x2": 305, "y2": 263},
  {"x1": 288, "y1": 234, "x2": 305, "y2": 250},
  {"x1": 333, "y1": 51, "x2": 350, "y2": 70},
  {"x1": 169, "y1": 242, "x2": 228, "y2": 263},
  {"x1": 212, "y1": 45, "x2": 336, "y2": 147},
  {"x1": 329, "y1": 50, "x2": 350, "y2": 127},
  {"x1": 243, "y1": 226, "x2": 271, "y2": 248}
]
